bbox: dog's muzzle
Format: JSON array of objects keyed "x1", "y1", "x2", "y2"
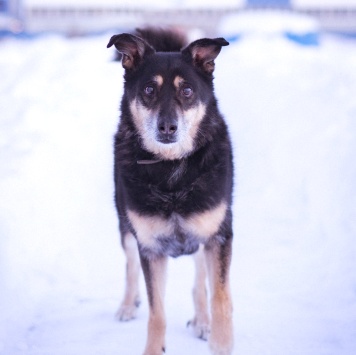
[{"x1": 156, "y1": 117, "x2": 178, "y2": 144}]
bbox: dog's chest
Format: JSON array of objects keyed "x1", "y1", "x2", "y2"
[{"x1": 127, "y1": 201, "x2": 227, "y2": 257}]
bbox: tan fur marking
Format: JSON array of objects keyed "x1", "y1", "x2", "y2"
[
  {"x1": 184, "y1": 102, "x2": 207, "y2": 148},
  {"x1": 173, "y1": 75, "x2": 184, "y2": 89},
  {"x1": 129, "y1": 99, "x2": 207, "y2": 161},
  {"x1": 183, "y1": 201, "x2": 227, "y2": 239},
  {"x1": 143, "y1": 257, "x2": 167, "y2": 354},
  {"x1": 129, "y1": 98, "x2": 150, "y2": 136},
  {"x1": 128, "y1": 202, "x2": 226, "y2": 248},
  {"x1": 127, "y1": 210, "x2": 174, "y2": 247},
  {"x1": 205, "y1": 242, "x2": 234, "y2": 354},
  {"x1": 153, "y1": 75, "x2": 164, "y2": 87}
]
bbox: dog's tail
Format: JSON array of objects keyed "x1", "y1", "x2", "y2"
[{"x1": 134, "y1": 27, "x2": 188, "y2": 52}]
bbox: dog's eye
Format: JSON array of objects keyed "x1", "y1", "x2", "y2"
[
  {"x1": 182, "y1": 87, "x2": 193, "y2": 98},
  {"x1": 144, "y1": 86, "x2": 155, "y2": 96}
]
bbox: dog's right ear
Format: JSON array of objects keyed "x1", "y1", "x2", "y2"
[{"x1": 107, "y1": 34, "x2": 155, "y2": 70}]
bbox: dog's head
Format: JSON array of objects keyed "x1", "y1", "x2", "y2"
[{"x1": 107, "y1": 33, "x2": 228, "y2": 160}]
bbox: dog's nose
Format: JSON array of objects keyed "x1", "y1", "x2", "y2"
[
  {"x1": 157, "y1": 118, "x2": 178, "y2": 143},
  {"x1": 158, "y1": 122, "x2": 177, "y2": 135}
]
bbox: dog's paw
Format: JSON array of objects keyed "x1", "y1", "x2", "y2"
[
  {"x1": 142, "y1": 345, "x2": 165, "y2": 355},
  {"x1": 209, "y1": 342, "x2": 233, "y2": 355},
  {"x1": 116, "y1": 296, "x2": 141, "y2": 321},
  {"x1": 187, "y1": 319, "x2": 210, "y2": 341},
  {"x1": 115, "y1": 304, "x2": 138, "y2": 321},
  {"x1": 209, "y1": 330, "x2": 233, "y2": 355}
]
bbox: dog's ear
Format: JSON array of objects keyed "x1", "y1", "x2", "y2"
[
  {"x1": 107, "y1": 33, "x2": 155, "y2": 70},
  {"x1": 182, "y1": 38, "x2": 229, "y2": 75}
]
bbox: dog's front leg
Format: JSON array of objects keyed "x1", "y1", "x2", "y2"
[
  {"x1": 116, "y1": 232, "x2": 141, "y2": 321},
  {"x1": 139, "y1": 252, "x2": 168, "y2": 355},
  {"x1": 205, "y1": 237, "x2": 234, "y2": 355},
  {"x1": 189, "y1": 245, "x2": 210, "y2": 340}
]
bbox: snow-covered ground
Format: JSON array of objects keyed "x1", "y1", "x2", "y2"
[{"x1": 1, "y1": 15, "x2": 356, "y2": 355}]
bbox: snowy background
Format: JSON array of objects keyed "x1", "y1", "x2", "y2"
[{"x1": 1, "y1": 11, "x2": 356, "y2": 355}]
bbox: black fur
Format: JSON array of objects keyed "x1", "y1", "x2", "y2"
[
  {"x1": 135, "y1": 27, "x2": 187, "y2": 52},
  {"x1": 113, "y1": 27, "x2": 187, "y2": 61}
]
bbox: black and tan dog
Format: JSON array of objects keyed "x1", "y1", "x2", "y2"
[{"x1": 107, "y1": 28, "x2": 234, "y2": 355}]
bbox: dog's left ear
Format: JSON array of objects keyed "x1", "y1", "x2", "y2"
[
  {"x1": 182, "y1": 38, "x2": 229, "y2": 75},
  {"x1": 107, "y1": 33, "x2": 155, "y2": 70}
]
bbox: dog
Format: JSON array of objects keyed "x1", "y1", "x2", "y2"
[{"x1": 107, "y1": 27, "x2": 234, "y2": 355}]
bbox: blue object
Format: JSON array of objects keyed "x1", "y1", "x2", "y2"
[
  {"x1": 285, "y1": 32, "x2": 319, "y2": 46},
  {"x1": 225, "y1": 34, "x2": 242, "y2": 43},
  {"x1": 0, "y1": 0, "x2": 8, "y2": 13},
  {"x1": 247, "y1": 0, "x2": 290, "y2": 7}
]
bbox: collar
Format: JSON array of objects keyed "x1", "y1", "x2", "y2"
[{"x1": 136, "y1": 159, "x2": 162, "y2": 165}]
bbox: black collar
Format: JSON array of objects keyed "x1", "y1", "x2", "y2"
[{"x1": 136, "y1": 159, "x2": 162, "y2": 165}]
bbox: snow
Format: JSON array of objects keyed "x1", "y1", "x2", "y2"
[{"x1": 1, "y1": 14, "x2": 356, "y2": 355}]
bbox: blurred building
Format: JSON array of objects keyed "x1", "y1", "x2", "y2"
[
  {"x1": 1, "y1": 0, "x2": 356, "y2": 36},
  {"x1": 20, "y1": 0, "x2": 245, "y2": 36}
]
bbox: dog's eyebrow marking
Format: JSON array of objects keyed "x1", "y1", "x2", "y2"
[
  {"x1": 153, "y1": 75, "x2": 164, "y2": 87},
  {"x1": 173, "y1": 75, "x2": 184, "y2": 89}
]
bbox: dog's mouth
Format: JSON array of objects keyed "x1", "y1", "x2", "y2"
[{"x1": 156, "y1": 134, "x2": 177, "y2": 144}]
